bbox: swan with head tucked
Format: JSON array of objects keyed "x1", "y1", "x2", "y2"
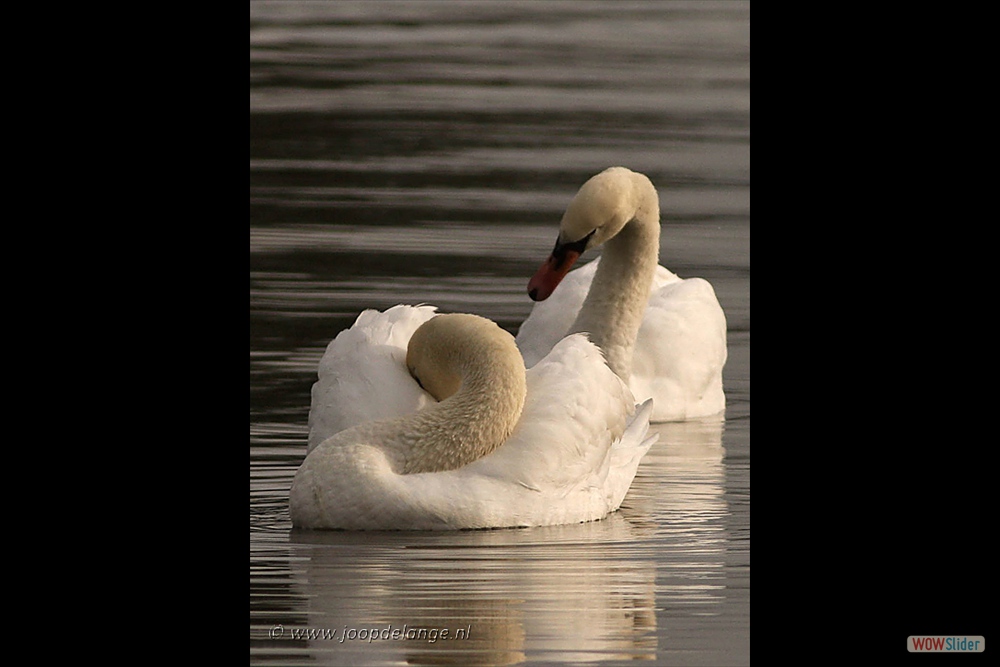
[
  {"x1": 293, "y1": 311, "x2": 655, "y2": 530},
  {"x1": 516, "y1": 167, "x2": 728, "y2": 422}
]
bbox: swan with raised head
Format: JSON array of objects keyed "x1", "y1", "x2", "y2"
[
  {"x1": 516, "y1": 167, "x2": 728, "y2": 422},
  {"x1": 292, "y1": 311, "x2": 656, "y2": 530}
]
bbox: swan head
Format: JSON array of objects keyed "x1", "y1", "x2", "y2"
[
  {"x1": 405, "y1": 313, "x2": 522, "y2": 402},
  {"x1": 528, "y1": 167, "x2": 653, "y2": 301},
  {"x1": 406, "y1": 317, "x2": 463, "y2": 401}
]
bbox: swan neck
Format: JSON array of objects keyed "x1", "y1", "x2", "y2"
[
  {"x1": 397, "y1": 353, "x2": 527, "y2": 475},
  {"x1": 571, "y1": 183, "x2": 660, "y2": 379}
]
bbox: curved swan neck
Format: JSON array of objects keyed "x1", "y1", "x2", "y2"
[
  {"x1": 390, "y1": 315, "x2": 528, "y2": 475},
  {"x1": 400, "y1": 356, "x2": 525, "y2": 474},
  {"x1": 570, "y1": 172, "x2": 660, "y2": 379}
]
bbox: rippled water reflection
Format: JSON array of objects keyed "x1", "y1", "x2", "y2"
[
  {"x1": 252, "y1": 418, "x2": 746, "y2": 666},
  {"x1": 251, "y1": 2, "x2": 749, "y2": 665}
]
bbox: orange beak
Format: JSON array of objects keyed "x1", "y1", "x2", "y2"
[
  {"x1": 527, "y1": 249, "x2": 581, "y2": 301},
  {"x1": 527, "y1": 231, "x2": 594, "y2": 301}
]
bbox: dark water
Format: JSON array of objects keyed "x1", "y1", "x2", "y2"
[{"x1": 250, "y1": 2, "x2": 749, "y2": 664}]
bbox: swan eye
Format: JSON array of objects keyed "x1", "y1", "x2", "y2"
[{"x1": 553, "y1": 228, "x2": 596, "y2": 259}]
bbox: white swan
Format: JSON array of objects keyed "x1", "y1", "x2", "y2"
[
  {"x1": 516, "y1": 167, "x2": 728, "y2": 422},
  {"x1": 292, "y1": 310, "x2": 656, "y2": 530}
]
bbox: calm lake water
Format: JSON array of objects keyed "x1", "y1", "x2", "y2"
[{"x1": 250, "y1": 2, "x2": 750, "y2": 665}]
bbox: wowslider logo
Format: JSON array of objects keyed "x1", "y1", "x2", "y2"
[{"x1": 908, "y1": 636, "x2": 984, "y2": 652}]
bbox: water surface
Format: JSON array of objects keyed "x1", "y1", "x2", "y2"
[{"x1": 250, "y1": 2, "x2": 750, "y2": 664}]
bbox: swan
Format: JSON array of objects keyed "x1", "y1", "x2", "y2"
[
  {"x1": 292, "y1": 310, "x2": 656, "y2": 530},
  {"x1": 516, "y1": 166, "x2": 728, "y2": 422}
]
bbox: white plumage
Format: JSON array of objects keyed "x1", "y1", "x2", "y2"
[
  {"x1": 517, "y1": 257, "x2": 727, "y2": 421},
  {"x1": 293, "y1": 307, "x2": 655, "y2": 530},
  {"x1": 308, "y1": 305, "x2": 437, "y2": 454}
]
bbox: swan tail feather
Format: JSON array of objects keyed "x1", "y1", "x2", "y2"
[{"x1": 607, "y1": 399, "x2": 657, "y2": 510}]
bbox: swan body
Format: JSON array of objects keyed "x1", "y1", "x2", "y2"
[
  {"x1": 517, "y1": 167, "x2": 727, "y2": 422},
  {"x1": 292, "y1": 309, "x2": 656, "y2": 530}
]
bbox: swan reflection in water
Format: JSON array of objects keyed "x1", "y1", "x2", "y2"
[{"x1": 287, "y1": 416, "x2": 726, "y2": 666}]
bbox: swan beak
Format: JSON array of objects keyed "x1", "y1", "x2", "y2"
[{"x1": 527, "y1": 232, "x2": 592, "y2": 301}]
